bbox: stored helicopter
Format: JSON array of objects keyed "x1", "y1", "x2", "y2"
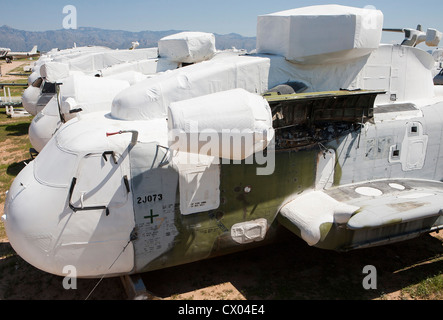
[{"x1": 3, "y1": 5, "x2": 443, "y2": 280}]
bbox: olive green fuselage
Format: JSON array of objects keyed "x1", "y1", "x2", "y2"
[{"x1": 132, "y1": 97, "x2": 443, "y2": 274}]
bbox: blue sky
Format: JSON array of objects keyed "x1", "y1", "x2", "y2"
[{"x1": 1, "y1": 0, "x2": 442, "y2": 44}]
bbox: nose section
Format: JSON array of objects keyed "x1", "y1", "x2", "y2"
[
  {"x1": 29, "y1": 115, "x2": 60, "y2": 153},
  {"x1": 22, "y1": 86, "x2": 41, "y2": 116},
  {"x1": 29, "y1": 96, "x2": 64, "y2": 152},
  {"x1": 3, "y1": 161, "x2": 61, "y2": 275},
  {"x1": 4, "y1": 158, "x2": 135, "y2": 278}
]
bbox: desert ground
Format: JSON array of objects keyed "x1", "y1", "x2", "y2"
[
  {"x1": 0, "y1": 60, "x2": 30, "y2": 81},
  {"x1": 1, "y1": 227, "x2": 442, "y2": 300}
]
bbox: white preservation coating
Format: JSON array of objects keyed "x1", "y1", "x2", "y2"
[
  {"x1": 40, "y1": 62, "x2": 71, "y2": 82},
  {"x1": 58, "y1": 74, "x2": 130, "y2": 121},
  {"x1": 257, "y1": 5, "x2": 383, "y2": 64},
  {"x1": 28, "y1": 97, "x2": 60, "y2": 152},
  {"x1": 167, "y1": 88, "x2": 274, "y2": 160},
  {"x1": 111, "y1": 54, "x2": 270, "y2": 120},
  {"x1": 426, "y1": 29, "x2": 443, "y2": 47},
  {"x1": 5, "y1": 113, "x2": 155, "y2": 277},
  {"x1": 30, "y1": 46, "x2": 112, "y2": 75},
  {"x1": 355, "y1": 187, "x2": 383, "y2": 197},
  {"x1": 231, "y1": 218, "x2": 268, "y2": 244},
  {"x1": 350, "y1": 44, "x2": 436, "y2": 104},
  {"x1": 27, "y1": 49, "x2": 195, "y2": 152},
  {"x1": 103, "y1": 70, "x2": 149, "y2": 86},
  {"x1": 28, "y1": 75, "x2": 131, "y2": 152},
  {"x1": 279, "y1": 191, "x2": 359, "y2": 246},
  {"x1": 21, "y1": 85, "x2": 42, "y2": 116},
  {"x1": 173, "y1": 152, "x2": 220, "y2": 215},
  {"x1": 263, "y1": 53, "x2": 370, "y2": 93},
  {"x1": 339, "y1": 180, "x2": 443, "y2": 230},
  {"x1": 99, "y1": 58, "x2": 179, "y2": 78},
  {"x1": 39, "y1": 47, "x2": 159, "y2": 82},
  {"x1": 5, "y1": 4, "x2": 443, "y2": 279},
  {"x1": 159, "y1": 32, "x2": 216, "y2": 63},
  {"x1": 24, "y1": 50, "x2": 162, "y2": 116}
]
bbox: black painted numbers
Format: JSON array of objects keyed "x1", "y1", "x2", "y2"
[{"x1": 137, "y1": 193, "x2": 163, "y2": 204}]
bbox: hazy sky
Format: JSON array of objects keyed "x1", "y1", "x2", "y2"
[{"x1": 1, "y1": 0, "x2": 442, "y2": 44}]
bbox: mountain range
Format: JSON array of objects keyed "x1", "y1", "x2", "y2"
[{"x1": 0, "y1": 25, "x2": 257, "y2": 53}]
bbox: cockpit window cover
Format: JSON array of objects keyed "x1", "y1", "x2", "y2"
[{"x1": 34, "y1": 138, "x2": 78, "y2": 187}]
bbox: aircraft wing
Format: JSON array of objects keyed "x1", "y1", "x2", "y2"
[{"x1": 278, "y1": 179, "x2": 443, "y2": 247}]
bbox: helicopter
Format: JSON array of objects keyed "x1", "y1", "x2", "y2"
[
  {"x1": 22, "y1": 46, "x2": 160, "y2": 116},
  {"x1": 25, "y1": 32, "x2": 248, "y2": 154},
  {"x1": 2, "y1": 5, "x2": 443, "y2": 279}
]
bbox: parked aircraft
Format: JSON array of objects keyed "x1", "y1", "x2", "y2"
[
  {"x1": 1, "y1": 45, "x2": 39, "y2": 61},
  {"x1": 2, "y1": 5, "x2": 443, "y2": 280},
  {"x1": 25, "y1": 32, "x2": 217, "y2": 153},
  {"x1": 0, "y1": 47, "x2": 11, "y2": 58},
  {"x1": 21, "y1": 45, "x2": 160, "y2": 116}
]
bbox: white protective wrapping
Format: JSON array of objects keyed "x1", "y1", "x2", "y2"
[
  {"x1": 350, "y1": 44, "x2": 436, "y2": 104},
  {"x1": 31, "y1": 46, "x2": 112, "y2": 74},
  {"x1": 168, "y1": 88, "x2": 274, "y2": 160},
  {"x1": 103, "y1": 70, "x2": 148, "y2": 86},
  {"x1": 158, "y1": 32, "x2": 216, "y2": 63},
  {"x1": 231, "y1": 218, "x2": 268, "y2": 244},
  {"x1": 40, "y1": 62, "x2": 72, "y2": 82},
  {"x1": 5, "y1": 114, "x2": 146, "y2": 277},
  {"x1": 279, "y1": 191, "x2": 359, "y2": 246},
  {"x1": 59, "y1": 74, "x2": 130, "y2": 121},
  {"x1": 39, "y1": 48, "x2": 159, "y2": 82},
  {"x1": 28, "y1": 75, "x2": 132, "y2": 152},
  {"x1": 22, "y1": 86, "x2": 42, "y2": 115},
  {"x1": 42, "y1": 46, "x2": 112, "y2": 63},
  {"x1": 111, "y1": 54, "x2": 270, "y2": 120},
  {"x1": 99, "y1": 58, "x2": 179, "y2": 78},
  {"x1": 426, "y1": 29, "x2": 443, "y2": 47},
  {"x1": 263, "y1": 53, "x2": 370, "y2": 93},
  {"x1": 29, "y1": 98, "x2": 59, "y2": 152},
  {"x1": 173, "y1": 152, "x2": 221, "y2": 215},
  {"x1": 257, "y1": 5, "x2": 383, "y2": 64},
  {"x1": 67, "y1": 48, "x2": 159, "y2": 73}
]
